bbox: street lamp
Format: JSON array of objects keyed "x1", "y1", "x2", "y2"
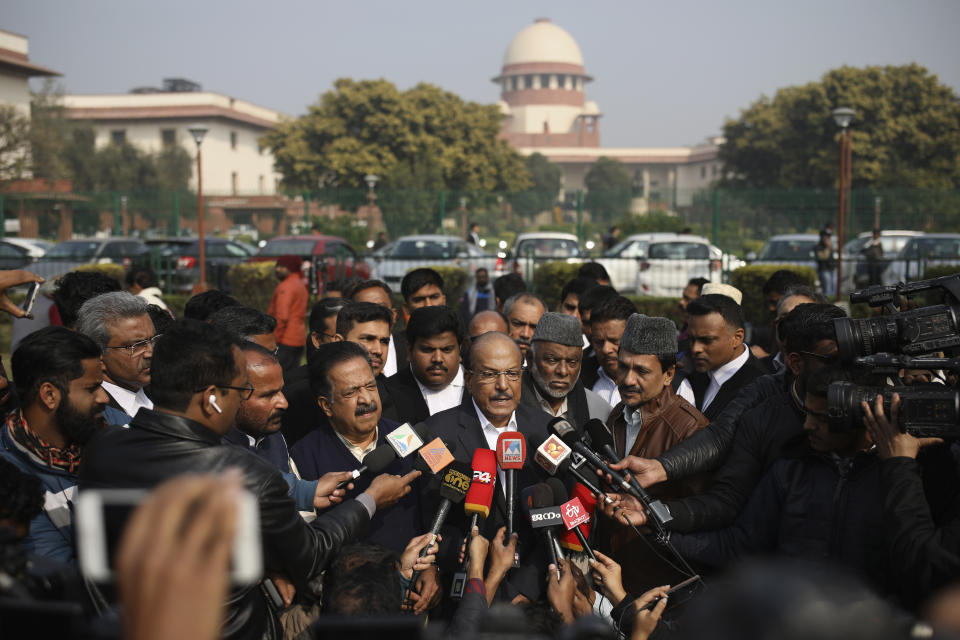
[
  {"x1": 364, "y1": 174, "x2": 378, "y2": 241},
  {"x1": 459, "y1": 196, "x2": 468, "y2": 241},
  {"x1": 831, "y1": 107, "x2": 854, "y2": 299},
  {"x1": 188, "y1": 124, "x2": 209, "y2": 292}
]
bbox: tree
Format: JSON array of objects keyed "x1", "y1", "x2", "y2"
[
  {"x1": 261, "y1": 78, "x2": 532, "y2": 217},
  {"x1": 720, "y1": 64, "x2": 960, "y2": 188},
  {"x1": 511, "y1": 152, "x2": 562, "y2": 216},
  {"x1": 584, "y1": 156, "x2": 632, "y2": 221},
  {"x1": 0, "y1": 106, "x2": 31, "y2": 182}
]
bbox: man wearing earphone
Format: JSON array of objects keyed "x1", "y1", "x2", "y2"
[{"x1": 79, "y1": 319, "x2": 419, "y2": 640}]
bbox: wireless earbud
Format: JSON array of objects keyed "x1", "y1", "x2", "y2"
[{"x1": 209, "y1": 394, "x2": 223, "y2": 414}]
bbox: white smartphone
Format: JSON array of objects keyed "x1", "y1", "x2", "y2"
[
  {"x1": 75, "y1": 488, "x2": 262, "y2": 584},
  {"x1": 21, "y1": 282, "x2": 40, "y2": 317}
]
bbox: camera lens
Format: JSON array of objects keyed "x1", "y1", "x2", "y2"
[{"x1": 834, "y1": 317, "x2": 899, "y2": 363}]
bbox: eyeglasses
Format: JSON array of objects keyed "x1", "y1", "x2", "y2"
[
  {"x1": 468, "y1": 367, "x2": 525, "y2": 384},
  {"x1": 106, "y1": 335, "x2": 161, "y2": 358},
  {"x1": 218, "y1": 384, "x2": 255, "y2": 401}
]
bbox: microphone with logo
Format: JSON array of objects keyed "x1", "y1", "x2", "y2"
[
  {"x1": 496, "y1": 431, "x2": 526, "y2": 539},
  {"x1": 548, "y1": 478, "x2": 597, "y2": 561},
  {"x1": 451, "y1": 448, "x2": 497, "y2": 599},
  {"x1": 336, "y1": 423, "x2": 429, "y2": 490},
  {"x1": 521, "y1": 482, "x2": 564, "y2": 582},
  {"x1": 534, "y1": 434, "x2": 615, "y2": 508},
  {"x1": 413, "y1": 436, "x2": 458, "y2": 476},
  {"x1": 406, "y1": 459, "x2": 473, "y2": 601}
]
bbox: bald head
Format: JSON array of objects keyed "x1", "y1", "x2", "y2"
[
  {"x1": 468, "y1": 310, "x2": 508, "y2": 338},
  {"x1": 469, "y1": 330, "x2": 522, "y2": 365}
]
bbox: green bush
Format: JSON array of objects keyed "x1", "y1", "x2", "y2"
[
  {"x1": 532, "y1": 261, "x2": 582, "y2": 310},
  {"x1": 226, "y1": 262, "x2": 277, "y2": 312},
  {"x1": 428, "y1": 266, "x2": 469, "y2": 311},
  {"x1": 729, "y1": 265, "x2": 817, "y2": 324},
  {"x1": 164, "y1": 294, "x2": 189, "y2": 320},
  {"x1": 75, "y1": 263, "x2": 125, "y2": 287},
  {"x1": 624, "y1": 296, "x2": 684, "y2": 327},
  {"x1": 922, "y1": 265, "x2": 960, "y2": 280}
]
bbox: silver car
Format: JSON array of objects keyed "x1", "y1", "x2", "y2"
[
  {"x1": 884, "y1": 234, "x2": 960, "y2": 283},
  {"x1": 370, "y1": 234, "x2": 497, "y2": 288},
  {"x1": 598, "y1": 232, "x2": 722, "y2": 295},
  {"x1": 496, "y1": 232, "x2": 583, "y2": 282}
]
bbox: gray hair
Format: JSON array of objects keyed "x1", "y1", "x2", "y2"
[
  {"x1": 503, "y1": 292, "x2": 546, "y2": 317},
  {"x1": 77, "y1": 291, "x2": 151, "y2": 350},
  {"x1": 776, "y1": 285, "x2": 828, "y2": 316}
]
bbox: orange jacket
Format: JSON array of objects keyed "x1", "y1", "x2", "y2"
[{"x1": 268, "y1": 274, "x2": 308, "y2": 347}]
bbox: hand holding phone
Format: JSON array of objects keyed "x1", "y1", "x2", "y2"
[
  {"x1": 21, "y1": 282, "x2": 40, "y2": 318},
  {"x1": 0, "y1": 269, "x2": 44, "y2": 318}
]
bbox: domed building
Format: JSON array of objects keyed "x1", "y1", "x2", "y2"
[{"x1": 495, "y1": 19, "x2": 720, "y2": 209}]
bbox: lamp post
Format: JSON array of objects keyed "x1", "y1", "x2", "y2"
[
  {"x1": 831, "y1": 107, "x2": 855, "y2": 299},
  {"x1": 459, "y1": 196, "x2": 468, "y2": 241},
  {"x1": 188, "y1": 124, "x2": 209, "y2": 292},
  {"x1": 364, "y1": 173, "x2": 378, "y2": 241}
]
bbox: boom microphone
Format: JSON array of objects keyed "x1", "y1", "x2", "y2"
[{"x1": 496, "y1": 432, "x2": 526, "y2": 540}]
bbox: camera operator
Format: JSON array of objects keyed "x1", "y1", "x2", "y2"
[{"x1": 863, "y1": 392, "x2": 960, "y2": 610}]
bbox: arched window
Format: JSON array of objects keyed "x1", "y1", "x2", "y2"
[
  {"x1": 540, "y1": 74, "x2": 550, "y2": 89},
  {"x1": 557, "y1": 74, "x2": 567, "y2": 89}
]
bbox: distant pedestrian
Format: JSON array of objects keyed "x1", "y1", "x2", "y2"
[
  {"x1": 603, "y1": 225, "x2": 620, "y2": 251},
  {"x1": 459, "y1": 267, "x2": 492, "y2": 324},
  {"x1": 861, "y1": 228, "x2": 884, "y2": 286},
  {"x1": 372, "y1": 231, "x2": 388, "y2": 251},
  {"x1": 467, "y1": 222, "x2": 481, "y2": 246},
  {"x1": 814, "y1": 231, "x2": 837, "y2": 297},
  {"x1": 268, "y1": 255, "x2": 308, "y2": 371}
]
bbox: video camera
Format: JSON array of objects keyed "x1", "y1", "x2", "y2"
[{"x1": 827, "y1": 273, "x2": 960, "y2": 438}]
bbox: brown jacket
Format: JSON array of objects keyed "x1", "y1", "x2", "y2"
[{"x1": 601, "y1": 385, "x2": 708, "y2": 593}]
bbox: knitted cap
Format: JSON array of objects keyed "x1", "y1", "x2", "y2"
[
  {"x1": 620, "y1": 314, "x2": 677, "y2": 358},
  {"x1": 701, "y1": 282, "x2": 742, "y2": 305},
  {"x1": 532, "y1": 312, "x2": 583, "y2": 347}
]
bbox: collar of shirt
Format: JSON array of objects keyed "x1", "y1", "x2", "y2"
[
  {"x1": 473, "y1": 399, "x2": 518, "y2": 496},
  {"x1": 592, "y1": 366, "x2": 621, "y2": 407},
  {"x1": 333, "y1": 427, "x2": 379, "y2": 463},
  {"x1": 383, "y1": 335, "x2": 399, "y2": 377},
  {"x1": 244, "y1": 433, "x2": 265, "y2": 448},
  {"x1": 711, "y1": 345, "x2": 750, "y2": 388},
  {"x1": 531, "y1": 383, "x2": 568, "y2": 418},
  {"x1": 771, "y1": 351, "x2": 785, "y2": 373},
  {"x1": 412, "y1": 365, "x2": 465, "y2": 416},
  {"x1": 102, "y1": 381, "x2": 153, "y2": 418}
]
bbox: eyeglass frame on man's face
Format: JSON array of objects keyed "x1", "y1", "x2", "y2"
[
  {"x1": 105, "y1": 334, "x2": 162, "y2": 358},
  {"x1": 467, "y1": 366, "x2": 526, "y2": 384}
]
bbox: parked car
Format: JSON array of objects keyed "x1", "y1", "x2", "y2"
[
  {"x1": 0, "y1": 238, "x2": 50, "y2": 270},
  {"x1": 749, "y1": 234, "x2": 822, "y2": 271},
  {"x1": 146, "y1": 238, "x2": 257, "y2": 293},
  {"x1": 251, "y1": 234, "x2": 371, "y2": 294},
  {"x1": 371, "y1": 235, "x2": 497, "y2": 288},
  {"x1": 495, "y1": 232, "x2": 583, "y2": 281},
  {"x1": 34, "y1": 237, "x2": 150, "y2": 279},
  {"x1": 596, "y1": 232, "x2": 722, "y2": 294},
  {"x1": 841, "y1": 230, "x2": 922, "y2": 290},
  {"x1": 884, "y1": 233, "x2": 960, "y2": 283}
]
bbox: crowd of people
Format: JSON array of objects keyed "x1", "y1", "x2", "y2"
[{"x1": 0, "y1": 256, "x2": 958, "y2": 640}]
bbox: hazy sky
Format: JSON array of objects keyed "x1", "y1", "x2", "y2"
[{"x1": 7, "y1": 0, "x2": 960, "y2": 147}]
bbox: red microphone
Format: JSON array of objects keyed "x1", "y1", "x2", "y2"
[
  {"x1": 559, "y1": 483, "x2": 597, "y2": 559},
  {"x1": 464, "y1": 448, "x2": 497, "y2": 523},
  {"x1": 496, "y1": 432, "x2": 526, "y2": 539}
]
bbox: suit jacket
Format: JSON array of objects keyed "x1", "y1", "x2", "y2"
[
  {"x1": 518, "y1": 370, "x2": 610, "y2": 427},
  {"x1": 392, "y1": 329, "x2": 409, "y2": 372},
  {"x1": 422, "y1": 397, "x2": 551, "y2": 601},
  {"x1": 579, "y1": 352, "x2": 600, "y2": 389},
  {"x1": 384, "y1": 367, "x2": 430, "y2": 426},
  {"x1": 675, "y1": 351, "x2": 769, "y2": 421}
]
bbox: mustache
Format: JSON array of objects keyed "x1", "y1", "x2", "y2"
[
  {"x1": 514, "y1": 337, "x2": 531, "y2": 347},
  {"x1": 489, "y1": 393, "x2": 513, "y2": 402},
  {"x1": 355, "y1": 402, "x2": 378, "y2": 417},
  {"x1": 427, "y1": 363, "x2": 448, "y2": 372},
  {"x1": 618, "y1": 385, "x2": 643, "y2": 395}
]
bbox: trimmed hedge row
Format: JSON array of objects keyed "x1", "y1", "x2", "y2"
[{"x1": 729, "y1": 265, "x2": 818, "y2": 324}]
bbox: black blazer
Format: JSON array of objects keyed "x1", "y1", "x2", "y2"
[
  {"x1": 392, "y1": 329, "x2": 408, "y2": 373},
  {"x1": 579, "y1": 352, "x2": 600, "y2": 390},
  {"x1": 676, "y1": 350, "x2": 769, "y2": 421},
  {"x1": 384, "y1": 367, "x2": 430, "y2": 426},
  {"x1": 422, "y1": 396, "x2": 551, "y2": 601}
]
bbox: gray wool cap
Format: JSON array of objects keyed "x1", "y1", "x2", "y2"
[
  {"x1": 532, "y1": 312, "x2": 583, "y2": 347},
  {"x1": 620, "y1": 313, "x2": 677, "y2": 358}
]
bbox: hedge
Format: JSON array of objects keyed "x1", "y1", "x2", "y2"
[
  {"x1": 226, "y1": 261, "x2": 277, "y2": 312},
  {"x1": 729, "y1": 265, "x2": 818, "y2": 325},
  {"x1": 532, "y1": 261, "x2": 583, "y2": 310},
  {"x1": 625, "y1": 296, "x2": 684, "y2": 328},
  {"x1": 429, "y1": 266, "x2": 469, "y2": 312},
  {"x1": 75, "y1": 263, "x2": 126, "y2": 287},
  {"x1": 922, "y1": 265, "x2": 960, "y2": 280}
]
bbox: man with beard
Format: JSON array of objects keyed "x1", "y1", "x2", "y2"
[
  {"x1": 77, "y1": 292, "x2": 158, "y2": 427},
  {"x1": 0, "y1": 326, "x2": 108, "y2": 564},
  {"x1": 519, "y1": 312, "x2": 610, "y2": 423},
  {"x1": 268, "y1": 254, "x2": 308, "y2": 372},
  {"x1": 589, "y1": 296, "x2": 638, "y2": 407},
  {"x1": 503, "y1": 292, "x2": 546, "y2": 360},
  {"x1": 223, "y1": 342, "x2": 354, "y2": 512},
  {"x1": 385, "y1": 306, "x2": 465, "y2": 425}
]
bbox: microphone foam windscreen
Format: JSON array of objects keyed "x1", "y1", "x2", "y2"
[
  {"x1": 464, "y1": 448, "x2": 497, "y2": 518},
  {"x1": 584, "y1": 419, "x2": 614, "y2": 452},
  {"x1": 520, "y1": 482, "x2": 554, "y2": 517},
  {"x1": 496, "y1": 432, "x2": 526, "y2": 471},
  {"x1": 363, "y1": 445, "x2": 398, "y2": 474},
  {"x1": 547, "y1": 417, "x2": 580, "y2": 445},
  {"x1": 546, "y1": 478, "x2": 568, "y2": 505},
  {"x1": 439, "y1": 460, "x2": 473, "y2": 503}
]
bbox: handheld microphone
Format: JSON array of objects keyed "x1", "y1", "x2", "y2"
[
  {"x1": 554, "y1": 481, "x2": 598, "y2": 561},
  {"x1": 534, "y1": 434, "x2": 573, "y2": 475},
  {"x1": 556, "y1": 457, "x2": 614, "y2": 506},
  {"x1": 522, "y1": 482, "x2": 564, "y2": 581},
  {"x1": 415, "y1": 437, "x2": 457, "y2": 475},
  {"x1": 453, "y1": 448, "x2": 497, "y2": 599},
  {"x1": 549, "y1": 417, "x2": 672, "y2": 528},
  {"x1": 407, "y1": 459, "x2": 472, "y2": 599},
  {"x1": 584, "y1": 418, "x2": 620, "y2": 462},
  {"x1": 335, "y1": 445, "x2": 398, "y2": 490},
  {"x1": 496, "y1": 432, "x2": 526, "y2": 540},
  {"x1": 336, "y1": 423, "x2": 429, "y2": 490}
]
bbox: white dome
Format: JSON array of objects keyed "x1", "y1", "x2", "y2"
[
  {"x1": 496, "y1": 100, "x2": 511, "y2": 115},
  {"x1": 502, "y1": 19, "x2": 584, "y2": 68},
  {"x1": 583, "y1": 100, "x2": 600, "y2": 116}
]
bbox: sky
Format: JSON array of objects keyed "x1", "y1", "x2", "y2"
[{"x1": 6, "y1": 0, "x2": 960, "y2": 147}]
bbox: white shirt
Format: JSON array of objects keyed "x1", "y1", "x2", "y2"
[
  {"x1": 383, "y1": 335, "x2": 399, "y2": 377},
  {"x1": 102, "y1": 381, "x2": 153, "y2": 418},
  {"x1": 412, "y1": 365, "x2": 465, "y2": 416},
  {"x1": 334, "y1": 427, "x2": 379, "y2": 463},
  {"x1": 622, "y1": 404, "x2": 644, "y2": 456},
  {"x1": 474, "y1": 399, "x2": 518, "y2": 495},
  {"x1": 592, "y1": 367, "x2": 621, "y2": 408},
  {"x1": 678, "y1": 345, "x2": 750, "y2": 412}
]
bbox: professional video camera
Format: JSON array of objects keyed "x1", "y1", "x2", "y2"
[
  {"x1": 828, "y1": 380, "x2": 960, "y2": 439},
  {"x1": 833, "y1": 274, "x2": 960, "y2": 363}
]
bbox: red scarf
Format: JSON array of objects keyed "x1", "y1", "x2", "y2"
[{"x1": 8, "y1": 411, "x2": 82, "y2": 473}]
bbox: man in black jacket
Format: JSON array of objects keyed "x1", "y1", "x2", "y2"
[{"x1": 78, "y1": 320, "x2": 417, "y2": 640}]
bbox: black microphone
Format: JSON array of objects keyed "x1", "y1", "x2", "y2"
[
  {"x1": 522, "y1": 482, "x2": 564, "y2": 581},
  {"x1": 335, "y1": 445, "x2": 397, "y2": 490},
  {"x1": 584, "y1": 418, "x2": 651, "y2": 500},
  {"x1": 336, "y1": 423, "x2": 432, "y2": 489},
  {"x1": 549, "y1": 417, "x2": 672, "y2": 528}
]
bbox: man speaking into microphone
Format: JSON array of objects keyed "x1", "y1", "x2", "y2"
[{"x1": 423, "y1": 331, "x2": 551, "y2": 603}]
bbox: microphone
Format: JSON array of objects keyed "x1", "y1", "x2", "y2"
[
  {"x1": 336, "y1": 423, "x2": 429, "y2": 490},
  {"x1": 534, "y1": 434, "x2": 573, "y2": 475},
  {"x1": 496, "y1": 432, "x2": 526, "y2": 540},
  {"x1": 522, "y1": 482, "x2": 564, "y2": 581},
  {"x1": 407, "y1": 459, "x2": 472, "y2": 599},
  {"x1": 553, "y1": 481, "x2": 598, "y2": 561},
  {"x1": 453, "y1": 448, "x2": 497, "y2": 600},
  {"x1": 414, "y1": 437, "x2": 457, "y2": 475},
  {"x1": 584, "y1": 418, "x2": 620, "y2": 462},
  {"x1": 556, "y1": 457, "x2": 614, "y2": 506},
  {"x1": 548, "y1": 417, "x2": 673, "y2": 528}
]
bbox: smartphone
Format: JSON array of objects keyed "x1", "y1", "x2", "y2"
[
  {"x1": 75, "y1": 488, "x2": 262, "y2": 584},
  {"x1": 21, "y1": 282, "x2": 40, "y2": 317},
  {"x1": 637, "y1": 574, "x2": 702, "y2": 611}
]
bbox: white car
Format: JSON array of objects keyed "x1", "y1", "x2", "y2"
[
  {"x1": 884, "y1": 233, "x2": 960, "y2": 283},
  {"x1": 369, "y1": 234, "x2": 497, "y2": 288},
  {"x1": 620, "y1": 234, "x2": 723, "y2": 298},
  {"x1": 495, "y1": 232, "x2": 583, "y2": 281},
  {"x1": 841, "y1": 230, "x2": 922, "y2": 291}
]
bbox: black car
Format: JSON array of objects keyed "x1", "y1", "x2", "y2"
[{"x1": 146, "y1": 238, "x2": 258, "y2": 293}]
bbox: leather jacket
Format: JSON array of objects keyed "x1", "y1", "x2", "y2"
[{"x1": 78, "y1": 409, "x2": 370, "y2": 640}]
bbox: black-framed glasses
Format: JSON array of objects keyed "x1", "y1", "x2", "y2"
[
  {"x1": 468, "y1": 366, "x2": 525, "y2": 384},
  {"x1": 106, "y1": 334, "x2": 161, "y2": 357},
  {"x1": 219, "y1": 384, "x2": 255, "y2": 401}
]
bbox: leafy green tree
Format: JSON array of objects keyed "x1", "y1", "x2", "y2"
[
  {"x1": 584, "y1": 156, "x2": 632, "y2": 221},
  {"x1": 720, "y1": 64, "x2": 960, "y2": 188},
  {"x1": 0, "y1": 106, "x2": 31, "y2": 182},
  {"x1": 511, "y1": 152, "x2": 562, "y2": 216}
]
